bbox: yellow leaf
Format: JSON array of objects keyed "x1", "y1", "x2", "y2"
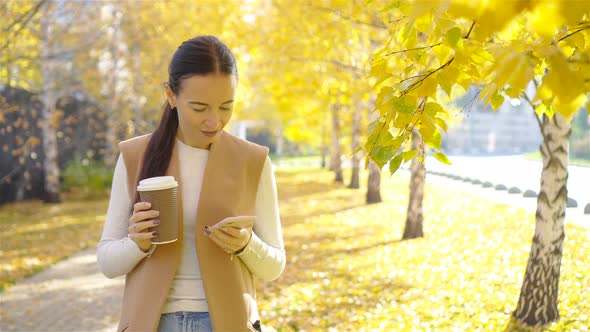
[
  {"x1": 435, "y1": 117, "x2": 448, "y2": 133},
  {"x1": 436, "y1": 66, "x2": 459, "y2": 97},
  {"x1": 447, "y1": 2, "x2": 480, "y2": 20},
  {"x1": 445, "y1": 26, "x2": 462, "y2": 49},
  {"x1": 528, "y1": 2, "x2": 563, "y2": 38},
  {"x1": 544, "y1": 47, "x2": 585, "y2": 103},
  {"x1": 408, "y1": 1, "x2": 432, "y2": 19},
  {"x1": 493, "y1": 49, "x2": 533, "y2": 93},
  {"x1": 534, "y1": 103, "x2": 547, "y2": 118},
  {"x1": 533, "y1": 82, "x2": 554, "y2": 104},
  {"x1": 414, "y1": 77, "x2": 438, "y2": 98},
  {"x1": 424, "y1": 102, "x2": 444, "y2": 116},
  {"x1": 402, "y1": 149, "x2": 419, "y2": 162},
  {"x1": 433, "y1": 151, "x2": 451, "y2": 165},
  {"x1": 553, "y1": 94, "x2": 588, "y2": 120},
  {"x1": 505, "y1": 87, "x2": 520, "y2": 99},
  {"x1": 559, "y1": 1, "x2": 590, "y2": 26},
  {"x1": 388, "y1": 154, "x2": 403, "y2": 174},
  {"x1": 433, "y1": 44, "x2": 453, "y2": 63},
  {"x1": 491, "y1": 92, "x2": 505, "y2": 111},
  {"x1": 566, "y1": 32, "x2": 585, "y2": 50}
]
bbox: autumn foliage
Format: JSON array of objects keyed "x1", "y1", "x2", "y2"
[{"x1": 366, "y1": 0, "x2": 590, "y2": 170}]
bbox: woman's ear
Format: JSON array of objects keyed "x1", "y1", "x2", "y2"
[{"x1": 164, "y1": 82, "x2": 176, "y2": 108}]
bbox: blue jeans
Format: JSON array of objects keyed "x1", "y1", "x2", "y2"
[{"x1": 157, "y1": 312, "x2": 212, "y2": 332}]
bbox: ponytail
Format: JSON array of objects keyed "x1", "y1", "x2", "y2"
[{"x1": 134, "y1": 102, "x2": 178, "y2": 204}]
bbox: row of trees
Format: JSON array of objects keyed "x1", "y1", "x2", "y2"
[
  {"x1": 364, "y1": 0, "x2": 589, "y2": 328},
  {"x1": 2, "y1": 0, "x2": 589, "y2": 329}
]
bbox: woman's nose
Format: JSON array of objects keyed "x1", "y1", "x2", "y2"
[{"x1": 204, "y1": 110, "x2": 219, "y2": 127}]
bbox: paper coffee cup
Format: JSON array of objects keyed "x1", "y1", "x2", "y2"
[{"x1": 137, "y1": 176, "x2": 178, "y2": 244}]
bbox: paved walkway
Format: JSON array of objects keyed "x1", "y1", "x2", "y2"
[{"x1": 0, "y1": 247, "x2": 122, "y2": 332}]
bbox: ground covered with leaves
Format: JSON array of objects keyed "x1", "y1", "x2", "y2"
[
  {"x1": 0, "y1": 193, "x2": 108, "y2": 291},
  {"x1": 1, "y1": 167, "x2": 588, "y2": 330},
  {"x1": 257, "y1": 167, "x2": 590, "y2": 331}
]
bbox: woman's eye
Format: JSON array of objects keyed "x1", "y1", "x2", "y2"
[
  {"x1": 220, "y1": 107, "x2": 231, "y2": 111},
  {"x1": 193, "y1": 108, "x2": 206, "y2": 112}
]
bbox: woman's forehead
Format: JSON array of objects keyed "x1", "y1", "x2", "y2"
[{"x1": 179, "y1": 73, "x2": 236, "y2": 100}]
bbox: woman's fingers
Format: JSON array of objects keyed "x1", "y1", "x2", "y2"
[
  {"x1": 218, "y1": 216, "x2": 255, "y2": 228},
  {"x1": 129, "y1": 209, "x2": 160, "y2": 225},
  {"x1": 210, "y1": 229, "x2": 244, "y2": 247},
  {"x1": 207, "y1": 228, "x2": 249, "y2": 253},
  {"x1": 129, "y1": 230, "x2": 158, "y2": 241},
  {"x1": 133, "y1": 201, "x2": 151, "y2": 214},
  {"x1": 128, "y1": 219, "x2": 160, "y2": 234},
  {"x1": 218, "y1": 226, "x2": 241, "y2": 237}
]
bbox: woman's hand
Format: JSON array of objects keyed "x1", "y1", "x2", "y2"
[
  {"x1": 204, "y1": 216, "x2": 254, "y2": 254},
  {"x1": 128, "y1": 202, "x2": 160, "y2": 251}
]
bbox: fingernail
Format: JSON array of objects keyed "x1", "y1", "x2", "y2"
[
  {"x1": 153, "y1": 219, "x2": 160, "y2": 225},
  {"x1": 152, "y1": 231, "x2": 159, "y2": 236}
]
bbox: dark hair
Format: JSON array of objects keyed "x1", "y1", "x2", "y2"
[{"x1": 134, "y1": 35, "x2": 238, "y2": 203}]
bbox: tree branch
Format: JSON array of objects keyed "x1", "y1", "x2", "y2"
[
  {"x1": 557, "y1": 25, "x2": 590, "y2": 43},
  {"x1": 521, "y1": 90, "x2": 556, "y2": 163},
  {"x1": 4, "y1": 0, "x2": 46, "y2": 32},
  {"x1": 1, "y1": 0, "x2": 47, "y2": 51},
  {"x1": 311, "y1": 5, "x2": 388, "y2": 30},
  {"x1": 458, "y1": 88, "x2": 482, "y2": 115},
  {"x1": 286, "y1": 56, "x2": 365, "y2": 75},
  {"x1": 403, "y1": 57, "x2": 454, "y2": 96},
  {"x1": 384, "y1": 42, "x2": 442, "y2": 57},
  {"x1": 464, "y1": 21, "x2": 476, "y2": 39}
]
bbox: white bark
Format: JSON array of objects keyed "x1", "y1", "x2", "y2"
[
  {"x1": 514, "y1": 113, "x2": 570, "y2": 326},
  {"x1": 276, "y1": 125, "x2": 284, "y2": 157},
  {"x1": 104, "y1": 7, "x2": 122, "y2": 168},
  {"x1": 402, "y1": 128, "x2": 425, "y2": 239},
  {"x1": 330, "y1": 103, "x2": 343, "y2": 183},
  {"x1": 349, "y1": 103, "x2": 361, "y2": 189},
  {"x1": 366, "y1": 160, "x2": 382, "y2": 204},
  {"x1": 366, "y1": 108, "x2": 381, "y2": 203},
  {"x1": 39, "y1": 2, "x2": 61, "y2": 203}
]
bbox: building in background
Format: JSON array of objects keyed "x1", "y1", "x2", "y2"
[{"x1": 443, "y1": 86, "x2": 542, "y2": 155}]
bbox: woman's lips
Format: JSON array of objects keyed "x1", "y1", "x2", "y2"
[{"x1": 201, "y1": 130, "x2": 218, "y2": 137}]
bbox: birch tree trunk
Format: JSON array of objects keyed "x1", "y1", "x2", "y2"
[
  {"x1": 276, "y1": 125, "x2": 284, "y2": 157},
  {"x1": 321, "y1": 121, "x2": 327, "y2": 168},
  {"x1": 104, "y1": 6, "x2": 121, "y2": 167},
  {"x1": 330, "y1": 103, "x2": 343, "y2": 183},
  {"x1": 513, "y1": 113, "x2": 571, "y2": 326},
  {"x1": 348, "y1": 102, "x2": 361, "y2": 189},
  {"x1": 366, "y1": 105, "x2": 381, "y2": 204},
  {"x1": 402, "y1": 128, "x2": 425, "y2": 239},
  {"x1": 39, "y1": 2, "x2": 61, "y2": 203},
  {"x1": 366, "y1": 160, "x2": 382, "y2": 204},
  {"x1": 131, "y1": 40, "x2": 143, "y2": 137}
]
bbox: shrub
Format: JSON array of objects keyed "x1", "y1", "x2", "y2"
[{"x1": 61, "y1": 155, "x2": 112, "y2": 199}]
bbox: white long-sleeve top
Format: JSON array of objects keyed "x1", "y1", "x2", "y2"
[{"x1": 97, "y1": 137, "x2": 286, "y2": 313}]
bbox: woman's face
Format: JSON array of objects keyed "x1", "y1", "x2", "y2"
[{"x1": 166, "y1": 73, "x2": 236, "y2": 150}]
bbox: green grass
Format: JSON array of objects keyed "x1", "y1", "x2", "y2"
[
  {"x1": 270, "y1": 154, "x2": 321, "y2": 164},
  {"x1": 525, "y1": 151, "x2": 590, "y2": 166}
]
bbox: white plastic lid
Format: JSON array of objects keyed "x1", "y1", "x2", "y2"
[{"x1": 137, "y1": 176, "x2": 178, "y2": 191}]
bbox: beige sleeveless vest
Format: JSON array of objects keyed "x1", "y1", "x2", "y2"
[{"x1": 116, "y1": 130, "x2": 268, "y2": 332}]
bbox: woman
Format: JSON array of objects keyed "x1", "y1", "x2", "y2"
[{"x1": 97, "y1": 35, "x2": 286, "y2": 332}]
